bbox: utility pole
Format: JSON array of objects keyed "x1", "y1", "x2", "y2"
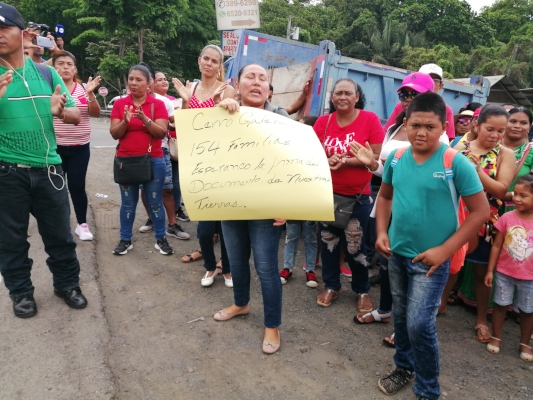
[
  {"x1": 286, "y1": 15, "x2": 293, "y2": 39},
  {"x1": 506, "y1": 44, "x2": 520, "y2": 77}
]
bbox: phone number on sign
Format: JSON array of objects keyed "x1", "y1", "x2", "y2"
[
  {"x1": 223, "y1": 0, "x2": 257, "y2": 6},
  {"x1": 226, "y1": 9, "x2": 258, "y2": 17}
]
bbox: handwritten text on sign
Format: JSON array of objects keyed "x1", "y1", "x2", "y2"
[{"x1": 175, "y1": 106, "x2": 334, "y2": 221}]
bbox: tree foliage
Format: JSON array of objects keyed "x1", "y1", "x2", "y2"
[{"x1": 9, "y1": 0, "x2": 533, "y2": 96}]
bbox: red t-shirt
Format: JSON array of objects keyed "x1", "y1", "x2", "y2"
[
  {"x1": 314, "y1": 110, "x2": 384, "y2": 195},
  {"x1": 111, "y1": 94, "x2": 167, "y2": 157},
  {"x1": 384, "y1": 101, "x2": 456, "y2": 139}
]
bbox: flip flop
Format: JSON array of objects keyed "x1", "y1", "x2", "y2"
[
  {"x1": 181, "y1": 250, "x2": 202, "y2": 263},
  {"x1": 475, "y1": 323, "x2": 491, "y2": 343},
  {"x1": 383, "y1": 333, "x2": 395, "y2": 348},
  {"x1": 354, "y1": 309, "x2": 391, "y2": 324}
]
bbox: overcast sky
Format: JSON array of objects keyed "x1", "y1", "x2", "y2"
[{"x1": 466, "y1": 0, "x2": 496, "y2": 12}]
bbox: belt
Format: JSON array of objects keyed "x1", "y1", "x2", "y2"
[{"x1": 17, "y1": 164, "x2": 32, "y2": 168}]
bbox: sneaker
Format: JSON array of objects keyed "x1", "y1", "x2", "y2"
[
  {"x1": 306, "y1": 271, "x2": 318, "y2": 288},
  {"x1": 377, "y1": 367, "x2": 415, "y2": 395},
  {"x1": 340, "y1": 264, "x2": 352, "y2": 278},
  {"x1": 176, "y1": 208, "x2": 190, "y2": 222},
  {"x1": 75, "y1": 223, "x2": 94, "y2": 241},
  {"x1": 369, "y1": 273, "x2": 381, "y2": 286},
  {"x1": 139, "y1": 219, "x2": 154, "y2": 233},
  {"x1": 280, "y1": 268, "x2": 292, "y2": 284},
  {"x1": 155, "y1": 237, "x2": 174, "y2": 255},
  {"x1": 167, "y1": 224, "x2": 190, "y2": 240},
  {"x1": 113, "y1": 240, "x2": 132, "y2": 255}
]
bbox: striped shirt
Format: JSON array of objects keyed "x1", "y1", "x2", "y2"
[{"x1": 54, "y1": 82, "x2": 91, "y2": 146}]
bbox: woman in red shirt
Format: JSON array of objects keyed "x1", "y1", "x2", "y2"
[
  {"x1": 313, "y1": 78, "x2": 384, "y2": 312},
  {"x1": 109, "y1": 65, "x2": 172, "y2": 256}
]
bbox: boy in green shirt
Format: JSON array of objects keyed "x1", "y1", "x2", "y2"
[
  {"x1": 375, "y1": 92, "x2": 489, "y2": 399},
  {"x1": 0, "y1": 2, "x2": 87, "y2": 318}
]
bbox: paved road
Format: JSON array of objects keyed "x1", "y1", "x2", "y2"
[{"x1": 0, "y1": 119, "x2": 532, "y2": 399}]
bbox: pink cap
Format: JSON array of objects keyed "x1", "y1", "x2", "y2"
[
  {"x1": 397, "y1": 72, "x2": 434, "y2": 93},
  {"x1": 473, "y1": 108, "x2": 481, "y2": 118}
]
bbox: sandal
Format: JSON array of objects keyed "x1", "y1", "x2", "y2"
[
  {"x1": 447, "y1": 292, "x2": 459, "y2": 305},
  {"x1": 354, "y1": 309, "x2": 391, "y2": 324},
  {"x1": 486, "y1": 336, "x2": 501, "y2": 354},
  {"x1": 474, "y1": 323, "x2": 491, "y2": 343},
  {"x1": 357, "y1": 293, "x2": 373, "y2": 313},
  {"x1": 382, "y1": 333, "x2": 395, "y2": 348},
  {"x1": 181, "y1": 250, "x2": 202, "y2": 263},
  {"x1": 520, "y1": 343, "x2": 533, "y2": 362}
]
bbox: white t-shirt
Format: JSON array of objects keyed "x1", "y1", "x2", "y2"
[{"x1": 154, "y1": 93, "x2": 174, "y2": 148}]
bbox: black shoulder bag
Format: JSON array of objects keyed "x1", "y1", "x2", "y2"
[{"x1": 113, "y1": 103, "x2": 155, "y2": 185}]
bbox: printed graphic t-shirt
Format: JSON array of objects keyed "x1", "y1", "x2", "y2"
[
  {"x1": 314, "y1": 110, "x2": 384, "y2": 195},
  {"x1": 494, "y1": 211, "x2": 533, "y2": 280},
  {"x1": 382, "y1": 144, "x2": 483, "y2": 258},
  {"x1": 0, "y1": 59, "x2": 75, "y2": 167}
]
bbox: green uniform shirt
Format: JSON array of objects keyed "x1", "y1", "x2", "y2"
[
  {"x1": 0, "y1": 59, "x2": 75, "y2": 167},
  {"x1": 382, "y1": 144, "x2": 483, "y2": 258}
]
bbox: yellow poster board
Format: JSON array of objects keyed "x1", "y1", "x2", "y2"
[{"x1": 175, "y1": 106, "x2": 334, "y2": 221}]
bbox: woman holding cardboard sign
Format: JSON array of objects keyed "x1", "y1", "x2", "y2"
[{"x1": 214, "y1": 64, "x2": 289, "y2": 355}]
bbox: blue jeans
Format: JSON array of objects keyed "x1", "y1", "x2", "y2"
[
  {"x1": 119, "y1": 157, "x2": 166, "y2": 241},
  {"x1": 0, "y1": 162, "x2": 81, "y2": 298},
  {"x1": 320, "y1": 194, "x2": 372, "y2": 293},
  {"x1": 198, "y1": 221, "x2": 230, "y2": 274},
  {"x1": 388, "y1": 253, "x2": 450, "y2": 399},
  {"x1": 378, "y1": 255, "x2": 392, "y2": 313},
  {"x1": 283, "y1": 221, "x2": 318, "y2": 271},
  {"x1": 221, "y1": 220, "x2": 282, "y2": 328},
  {"x1": 171, "y1": 159, "x2": 181, "y2": 209},
  {"x1": 56, "y1": 143, "x2": 90, "y2": 224}
]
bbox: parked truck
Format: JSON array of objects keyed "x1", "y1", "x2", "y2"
[{"x1": 224, "y1": 30, "x2": 491, "y2": 122}]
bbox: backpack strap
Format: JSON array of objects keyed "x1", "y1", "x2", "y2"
[
  {"x1": 443, "y1": 147, "x2": 460, "y2": 228},
  {"x1": 390, "y1": 146, "x2": 409, "y2": 169},
  {"x1": 34, "y1": 62, "x2": 53, "y2": 90}
]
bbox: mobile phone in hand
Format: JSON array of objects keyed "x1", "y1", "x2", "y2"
[{"x1": 36, "y1": 36, "x2": 53, "y2": 49}]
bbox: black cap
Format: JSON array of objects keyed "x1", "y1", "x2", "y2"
[{"x1": 0, "y1": 2, "x2": 25, "y2": 30}]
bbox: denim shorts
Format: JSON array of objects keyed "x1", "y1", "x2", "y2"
[
  {"x1": 162, "y1": 147, "x2": 173, "y2": 190},
  {"x1": 465, "y1": 238, "x2": 491, "y2": 264},
  {"x1": 494, "y1": 271, "x2": 533, "y2": 313}
]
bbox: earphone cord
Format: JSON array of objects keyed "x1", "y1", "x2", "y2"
[{"x1": 0, "y1": 39, "x2": 65, "y2": 191}]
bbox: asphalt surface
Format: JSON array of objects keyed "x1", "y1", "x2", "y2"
[{"x1": 0, "y1": 118, "x2": 532, "y2": 400}]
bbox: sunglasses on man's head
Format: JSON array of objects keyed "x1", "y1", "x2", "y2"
[
  {"x1": 398, "y1": 91, "x2": 418, "y2": 101},
  {"x1": 457, "y1": 118, "x2": 471, "y2": 124}
]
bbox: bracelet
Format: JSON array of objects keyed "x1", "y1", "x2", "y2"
[{"x1": 87, "y1": 97, "x2": 96, "y2": 103}]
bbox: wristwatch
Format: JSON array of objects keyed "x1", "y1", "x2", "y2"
[{"x1": 145, "y1": 119, "x2": 153, "y2": 126}]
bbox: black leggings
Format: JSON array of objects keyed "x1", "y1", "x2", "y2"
[{"x1": 56, "y1": 143, "x2": 90, "y2": 224}]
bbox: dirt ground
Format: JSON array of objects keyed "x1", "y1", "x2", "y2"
[{"x1": 0, "y1": 119, "x2": 532, "y2": 399}]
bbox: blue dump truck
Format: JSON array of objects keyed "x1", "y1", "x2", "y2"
[{"x1": 224, "y1": 30, "x2": 490, "y2": 122}]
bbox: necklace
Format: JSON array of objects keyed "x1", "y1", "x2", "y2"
[{"x1": 200, "y1": 80, "x2": 218, "y2": 97}]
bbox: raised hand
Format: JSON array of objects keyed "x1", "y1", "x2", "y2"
[
  {"x1": 132, "y1": 105, "x2": 146, "y2": 122},
  {"x1": 350, "y1": 141, "x2": 375, "y2": 167},
  {"x1": 172, "y1": 78, "x2": 192, "y2": 103},
  {"x1": 0, "y1": 70, "x2": 14, "y2": 100},
  {"x1": 50, "y1": 84, "x2": 67, "y2": 117},
  {"x1": 123, "y1": 105, "x2": 134, "y2": 124},
  {"x1": 213, "y1": 80, "x2": 229, "y2": 104},
  {"x1": 86, "y1": 76, "x2": 102, "y2": 93}
]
